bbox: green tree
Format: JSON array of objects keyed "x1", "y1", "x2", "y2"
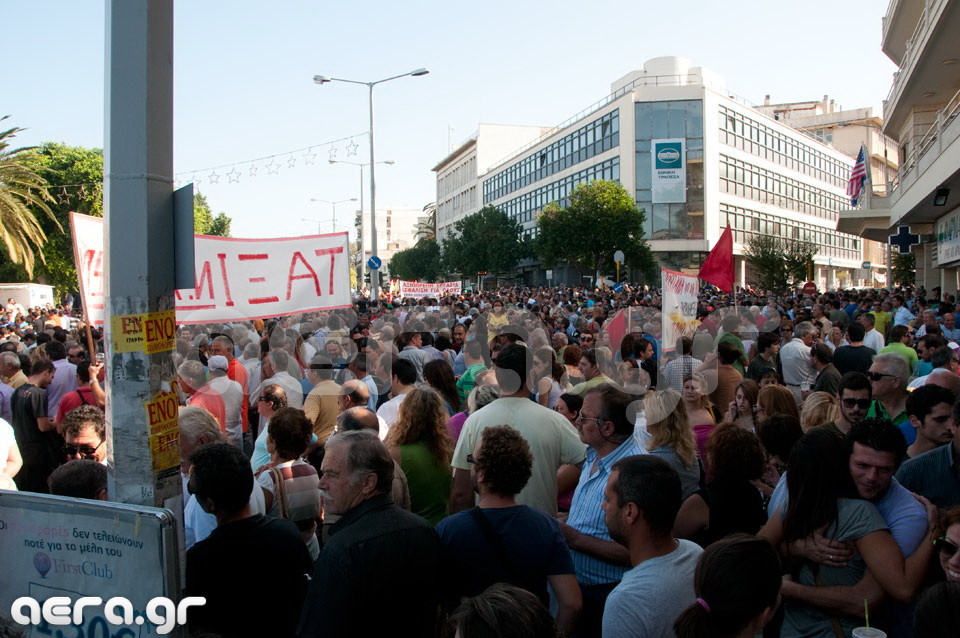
[
  {"x1": 744, "y1": 235, "x2": 818, "y2": 293},
  {"x1": 0, "y1": 119, "x2": 59, "y2": 280},
  {"x1": 389, "y1": 238, "x2": 441, "y2": 281},
  {"x1": 414, "y1": 202, "x2": 436, "y2": 241},
  {"x1": 535, "y1": 180, "x2": 655, "y2": 283},
  {"x1": 441, "y1": 206, "x2": 524, "y2": 277},
  {"x1": 0, "y1": 139, "x2": 101, "y2": 290},
  {"x1": 892, "y1": 251, "x2": 916, "y2": 287},
  {"x1": 194, "y1": 192, "x2": 232, "y2": 237}
]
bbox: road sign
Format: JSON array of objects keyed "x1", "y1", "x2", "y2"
[
  {"x1": 802, "y1": 281, "x2": 817, "y2": 295},
  {"x1": 613, "y1": 250, "x2": 625, "y2": 264},
  {"x1": 889, "y1": 226, "x2": 921, "y2": 254},
  {"x1": 545, "y1": 269, "x2": 553, "y2": 281},
  {"x1": 862, "y1": 261, "x2": 871, "y2": 269},
  {"x1": 367, "y1": 255, "x2": 382, "y2": 270},
  {"x1": 612, "y1": 282, "x2": 625, "y2": 293}
]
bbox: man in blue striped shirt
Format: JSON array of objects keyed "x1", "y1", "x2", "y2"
[{"x1": 558, "y1": 383, "x2": 641, "y2": 638}]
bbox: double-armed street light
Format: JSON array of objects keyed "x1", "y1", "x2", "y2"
[
  {"x1": 329, "y1": 158, "x2": 395, "y2": 283},
  {"x1": 312, "y1": 68, "x2": 429, "y2": 296},
  {"x1": 303, "y1": 197, "x2": 357, "y2": 234}
]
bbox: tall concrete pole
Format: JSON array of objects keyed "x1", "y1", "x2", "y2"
[{"x1": 104, "y1": 0, "x2": 181, "y2": 507}]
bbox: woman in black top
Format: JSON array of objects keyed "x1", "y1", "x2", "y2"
[{"x1": 673, "y1": 423, "x2": 767, "y2": 548}]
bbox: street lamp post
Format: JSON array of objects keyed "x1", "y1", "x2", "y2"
[
  {"x1": 307, "y1": 197, "x2": 357, "y2": 234},
  {"x1": 329, "y1": 159, "x2": 394, "y2": 285},
  {"x1": 313, "y1": 68, "x2": 429, "y2": 298}
]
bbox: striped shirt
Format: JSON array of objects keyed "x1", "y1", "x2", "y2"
[{"x1": 567, "y1": 437, "x2": 641, "y2": 586}]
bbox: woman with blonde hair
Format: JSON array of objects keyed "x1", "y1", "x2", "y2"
[
  {"x1": 799, "y1": 391, "x2": 840, "y2": 432},
  {"x1": 681, "y1": 374, "x2": 721, "y2": 466},
  {"x1": 755, "y1": 384, "x2": 800, "y2": 426},
  {"x1": 643, "y1": 389, "x2": 701, "y2": 499},
  {"x1": 385, "y1": 387, "x2": 454, "y2": 525}
]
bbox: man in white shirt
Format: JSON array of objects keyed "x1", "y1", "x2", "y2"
[
  {"x1": 252, "y1": 349, "x2": 303, "y2": 433},
  {"x1": 780, "y1": 321, "x2": 818, "y2": 404},
  {"x1": 207, "y1": 356, "x2": 244, "y2": 448},
  {"x1": 858, "y1": 313, "x2": 886, "y2": 353},
  {"x1": 376, "y1": 358, "x2": 417, "y2": 430}
]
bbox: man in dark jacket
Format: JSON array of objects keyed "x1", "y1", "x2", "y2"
[{"x1": 298, "y1": 430, "x2": 441, "y2": 637}]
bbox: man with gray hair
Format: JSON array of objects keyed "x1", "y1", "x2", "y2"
[
  {"x1": 866, "y1": 352, "x2": 913, "y2": 444},
  {"x1": 780, "y1": 321, "x2": 818, "y2": 403},
  {"x1": 178, "y1": 360, "x2": 226, "y2": 433},
  {"x1": 207, "y1": 355, "x2": 244, "y2": 448},
  {"x1": 179, "y1": 405, "x2": 265, "y2": 549},
  {"x1": 1, "y1": 351, "x2": 26, "y2": 390},
  {"x1": 298, "y1": 430, "x2": 440, "y2": 637}
]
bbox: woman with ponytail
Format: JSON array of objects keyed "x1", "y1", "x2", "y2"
[{"x1": 674, "y1": 534, "x2": 781, "y2": 638}]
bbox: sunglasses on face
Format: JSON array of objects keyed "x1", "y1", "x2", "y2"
[
  {"x1": 934, "y1": 536, "x2": 959, "y2": 559},
  {"x1": 64, "y1": 441, "x2": 103, "y2": 458},
  {"x1": 841, "y1": 398, "x2": 872, "y2": 409},
  {"x1": 867, "y1": 372, "x2": 896, "y2": 382}
]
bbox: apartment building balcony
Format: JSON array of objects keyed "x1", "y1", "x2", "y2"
[{"x1": 882, "y1": 0, "x2": 958, "y2": 133}]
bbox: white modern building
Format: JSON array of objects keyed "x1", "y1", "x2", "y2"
[
  {"x1": 756, "y1": 95, "x2": 897, "y2": 285},
  {"x1": 434, "y1": 123, "x2": 553, "y2": 241},
  {"x1": 841, "y1": 0, "x2": 960, "y2": 291},
  {"x1": 461, "y1": 56, "x2": 874, "y2": 288}
]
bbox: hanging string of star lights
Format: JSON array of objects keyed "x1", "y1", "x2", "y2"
[
  {"x1": 45, "y1": 132, "x2": 367, "y2": 193},
  {"x1": 174, "y1": 131, "x2": 367, "y2": 187}
]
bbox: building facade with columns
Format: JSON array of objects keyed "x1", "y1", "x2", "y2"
[{"x1": 455, "y1": 56, "x2": 875, "y2": 288}]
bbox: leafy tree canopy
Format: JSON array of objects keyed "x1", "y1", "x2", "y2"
[
  {"x1": 744, "y1": 235, "x2": 818, "y2": 293},
  {"x1": 194, "y1": 191, "x2": 232, "y2": 237},
  {"x1": 892, "y1": 252, "x2": 915, "y2": 287},
  {"x1": 441, "y1": 206, "x2": 524, "y2": 276},
  {"x1": 534, "y1": 180, "x2": 656, "y2": 283},
  {"x1": 389, "y1": 238, "x2": 441, "y2": 282}
]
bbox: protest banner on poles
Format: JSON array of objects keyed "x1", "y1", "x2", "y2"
[
  {"x1": 71, "y1": 212, "x2": 352, "y2": 326},
  {"x1": 398, "y1": 280, "x2": 462, "y2": 298},
  {"x1": 660, "y1": 268, "x2": 699, "y2": 355}
]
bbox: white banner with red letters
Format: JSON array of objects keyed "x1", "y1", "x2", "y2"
[
  {"x1": 71, "y1": 212, "x2": 351, "y2": 325},
  {"x1": 398, "y1": 280, "x2": 462, "y2": 298}
]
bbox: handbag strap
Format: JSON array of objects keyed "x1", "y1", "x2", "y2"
[
  {"x1": 269, "y1": 467, "x2": 289, "y2": 519},
  {"x1": 469, "y1": 507, "x2": 519, "y2": 582}
]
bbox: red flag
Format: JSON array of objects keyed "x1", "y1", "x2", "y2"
[
  {"x1": 604, "y1": 309, "x2": 627, "y2": 354},
  {"x1": 699, "y1": 225, "x2": 734, "y2": 292}
]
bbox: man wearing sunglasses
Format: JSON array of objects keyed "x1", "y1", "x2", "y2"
[
  {"x1": 61, "y1": 404, "x2": 107, "y2": 465},
  {"x1": 865, "y1": 353, "x2": 913, "y2": 444},
  {"x1": 824, "y1": 372, "x2": 873, "y2": 437}
]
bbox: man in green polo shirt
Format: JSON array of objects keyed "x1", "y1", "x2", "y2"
[
  {"x1": 866, "y1": 352, "x2": 913, "y2": 444},
  {"x1": 456, "y1": 341, "x2": 486, "y2": 405},
  {"x1": 877, "y1": 325, "x2": 918, "y2": 373},
  {"x1": 572, "y1": 349, "x2": 613, "y2": 397}
]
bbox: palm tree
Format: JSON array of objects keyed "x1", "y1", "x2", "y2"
[
  {"x1": 414, "y1": 202, "x2": 437, "y2": 241},
  {"x1": 0, "y1": 117, "x2": 58, "y2": 278}
]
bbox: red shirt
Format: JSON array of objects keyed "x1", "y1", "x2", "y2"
[
  {"x1": 188, "y1": 384, "x2": 226, "y2": 434},
  {"x1": 55, "y1": 386, "x2": 98, "y2": 423},
  {"x1": 226, "y1": 358, "x2": 250, "y2": 431}
]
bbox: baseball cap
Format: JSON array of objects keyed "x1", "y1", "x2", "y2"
[{"x1": 207, "y1": 355, "x2": 229, "y2": 372}]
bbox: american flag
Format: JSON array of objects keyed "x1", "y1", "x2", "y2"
[{"x1": 847, "y1": 144, "x2": 867, "y2": 206}]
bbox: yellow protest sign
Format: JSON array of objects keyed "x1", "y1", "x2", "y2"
[
  {"x1": 145, "y1": 385, "x2": 180, "y2": 473},
  {"x1": 109, "y1": 309, "x2": 176, "y2": 355}
]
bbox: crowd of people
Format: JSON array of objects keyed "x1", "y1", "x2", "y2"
[{"x1": 2, "y1": 284, "x2": 960, "y2": 637}]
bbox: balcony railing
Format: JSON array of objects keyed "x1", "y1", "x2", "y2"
[
  {"x1": 889, "y1": 83, "x2": 960, "y2": 195},
  {"x1": 885, "y1": 0, "x2": 947, "y2": 114}
]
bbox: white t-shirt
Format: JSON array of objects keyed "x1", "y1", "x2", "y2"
[{"x1": 0, "y1": 418, "x2": 17, "y2": 476}]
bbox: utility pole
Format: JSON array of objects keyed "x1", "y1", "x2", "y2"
[{"x1": 104, "y1": 0, "x2": 181, "y2": 507}]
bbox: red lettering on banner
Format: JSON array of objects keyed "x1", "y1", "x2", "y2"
[
  {"x1": 144, "y1": 315, "x2": 176, "y2": 343},
  {"x1": 82, "y1": 249, "x2": 104, "y2": 297},
  {"x1": 195, "y1": 261, "x2": 215, "y2": 301},
  {"x1": 314, "y1": 247, "x2": 344, "y2": 295},
  {"x1": 238, "y1": 253, "x2": 277, "y2": 304},
  {"x1": 286, "y1": 251, "x2": 321, "y2": 300},
  {"x1": 217, "y1": 253, "x2": 235, "y2": 307}
]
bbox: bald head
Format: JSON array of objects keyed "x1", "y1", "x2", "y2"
[
  {"x1": 338, "y1": 406, "x2": 379, "y2": 432},
  {"x1": 339, "y1": 379, "x2": 370, "y2": 411}
]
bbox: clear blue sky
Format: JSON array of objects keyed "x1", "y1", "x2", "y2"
[{"x1": 5, "y1": 0, "x2": 896, "y2": 240}]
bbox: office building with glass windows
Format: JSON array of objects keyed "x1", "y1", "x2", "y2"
[{"x1": 452, "y1": 56, "x2": 885, "y2": 288}]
